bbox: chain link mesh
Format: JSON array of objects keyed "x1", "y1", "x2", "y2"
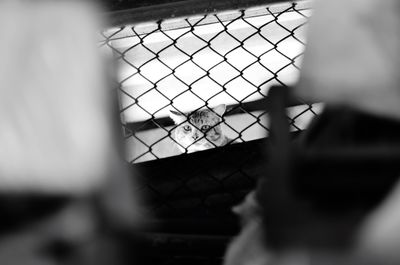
[
  {"x1": 99, "y1": 0, "x2": 322, "y2": 219},
  {"x1": 101, "y1": 0, "x2": 321, "y2": 165},
  {"x1": 101, "y1": 1, "x2": 319, "y2": 262}
]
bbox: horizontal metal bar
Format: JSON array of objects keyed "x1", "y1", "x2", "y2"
[
  {"x1": 145, "y1": 218, "x2": 239, "y2": 235},
  {"x1": 140, "y1": 232, "x2": 230, "y2": 257},
  {"x1": 124, "y1": 93, "x2": 308, "y2": 132},
  {"x1": 105, "y1": 0, "x2": 309, "y2": 26}
]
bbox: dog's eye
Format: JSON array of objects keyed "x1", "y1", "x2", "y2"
[
  {"x1": 201, "y1": 125, "x2": 211, "y2": 131},
  {"x1": 183, "y1": 125, "x2": 191, "y2": 131}
]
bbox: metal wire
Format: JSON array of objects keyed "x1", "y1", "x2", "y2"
[
  {"x1": 101, "y1": 1, "x2": 319, "y2": 164},
  {"x1": 100, "y1": 0, "x2": 320, "y2": 221}
]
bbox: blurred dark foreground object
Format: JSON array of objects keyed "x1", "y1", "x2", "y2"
[
  {"x1": 224, "y1": 86, "x2": 400, "y2": 265},
  {"x1": 256, "y1": 86, "x2": 400, "y2": 263}
]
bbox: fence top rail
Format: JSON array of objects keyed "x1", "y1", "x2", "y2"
[{"x1": 104, "y1": 0, "x2": 311, "y2": 27}]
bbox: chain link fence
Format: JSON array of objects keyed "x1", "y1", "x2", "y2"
[
  {"x1": 101, "y1": 1, "x2": 320, "y2": 262},
  {"x1": 102, "y1": 0, "x2": 321, "y2": 164},
  {"x1": 100, "y1": 0, "x2": 321, "y2": 225}
]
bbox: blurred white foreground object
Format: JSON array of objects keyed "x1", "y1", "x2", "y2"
[
  {"x1": 0, "y1": 1, "x2": 113, "y2": 194},
  {"x1": 297, "y1": 0, "x2": 400, "y2": 120},
  {"x1": 356, "y1": 178, "x2": 400, "y2": 264}
]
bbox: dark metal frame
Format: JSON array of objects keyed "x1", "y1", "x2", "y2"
[{"x1": 106, "y1": 0, "x2": 307, "y2": 26}]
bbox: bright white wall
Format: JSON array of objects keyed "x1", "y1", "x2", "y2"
[{"x1": 105, "y1": 2, "x2": 316, "y2": 163}]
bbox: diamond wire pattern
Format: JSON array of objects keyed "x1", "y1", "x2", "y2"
[
  {"x1": 103, "y1": 2, "x2": 316, "y2": 217},
  {"x1": 135, "y1": 147, "x2": 259, "y2": 217}
]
